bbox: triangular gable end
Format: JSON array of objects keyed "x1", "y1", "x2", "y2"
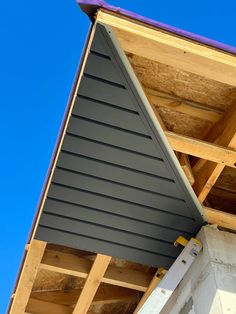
[{"x1": 35, "y1": 24, "x2": 205, "y2": 268}]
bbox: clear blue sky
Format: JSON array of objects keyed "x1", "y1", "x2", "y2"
[{"x1": 1, "y1": 1, "x2": 235, "y2": 312}]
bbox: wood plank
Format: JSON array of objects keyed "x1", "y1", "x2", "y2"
[
  {"x1": 10, "y1": 240, "x2": 46, "y2": 314},
  {"x1": 72, "y1": 254, "x2": 111, "y2": 314},
  {"x1": 40, "y1": 250, "x2": 153, "y2": 292},
  {"x1": 165, "y1": 131, "x2": 236, "y2": 168},
  {"x1": 204, "y1": 206, "x2": 236, "y2": 231},
  {"x1": 134, "y1": 268, "x2": 166, "y2": 313},
  {"x1": 179, "y1": 154, "x2": 195, "y2": 185},
  {"x1": 97, "y1": 10, "x2": 236, "y2": 86},
  {"x1": 192, "y1": 101, "x2": 236, "y2": 174},
  {"x1": 193, "y1": 106, "x2": 236, "y2": 202},
  {"x1": 147, "y1": 89, "x2": 222, "y2": 123},
  {"x1": 31, "y1": 286, "x2": 138, "y2": 306},
  {"x1": 26, "y1": 299, "x2": 71, "y2": 314}
]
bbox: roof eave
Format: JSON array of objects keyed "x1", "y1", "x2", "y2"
[{"x1": 77, "y1": 0, "x2": 236, "y2": 56}]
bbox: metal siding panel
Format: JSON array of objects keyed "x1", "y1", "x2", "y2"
[
  {"x1": 35, "y1": 227, "x2": 175, "y2": 268},
  {"x1": 52, "y1": 168, "x2": 190, "y2": 217},
  {"x1": 67, "y1": 117, "x2": 159, "y2": 157},
  {"x1": 72, "y1": 96, "x2": 149, "y2": 135},
  {"x1": 57, "y1": 152, "x2": 181, "y2": 198},
  {"x1": 35, "y1": 24, "x2": 204, "y2": 268},
  {"x1": 62, "y1": 134, "x2": 172, "y2": 178},
  {"x1": 48, "y1": 185, "x2": 198, "y2": 233},
  {"x1": 85, "y1": 52, "x2": 124, "y2": 85},
  {"x1": 43, "y1": 199, "x2": 192, "y2": 241},
  {"x1": 39, "y1": 213, "x2": 181, "y2": 257},
  {"x1": 78, "y1": 75, "x2": 135, "y2": 111}
]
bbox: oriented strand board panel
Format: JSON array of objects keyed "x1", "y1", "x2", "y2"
[{"x1": 35, "y1": 24, "x2": 204, "y2": 268}]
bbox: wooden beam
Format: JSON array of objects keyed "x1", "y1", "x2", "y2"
[
  {"x1": 179, "y1": 154, "x2": 195, "y2": 185},
  {"x1": 72, "y1": 254, "x2": 111, "y2": 314},
  {"x1": 147, "y1": 89, "x2": 222, "y2": 123},
  {"x1": 193, "y1": 105, "x2": 236, "y2": 202},
  {"x1": 192, "y1": 101, "x2": 236, "y2": 174},
  {"x1": 26, "y1": 299, "x2": 71, "y2": 314},
  {"x1": 204, "y1": 207, "x2": 236, "y2": 231},
  {"x1": 10, "y1": 240, "x2": 46, "y2": 314},
  {"x1": 31, "y1": 286, "x2": 138, "y2": 306},
  {"x1": 134, "y1": 268, "x2": 166, "y2": 313},
  {"x1": 165, "y1": 131, "x2": 236, "y2": 168},
  {"x1": 40, "y1": 250, "x2": 153, "y2": 292},
  {"x1": 97, "y1": 10, "x2": 236, "y2": 86}
]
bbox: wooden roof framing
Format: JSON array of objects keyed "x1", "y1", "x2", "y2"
[{"x1": 9, "y1": 6, "x2": 236, "y2": 314}]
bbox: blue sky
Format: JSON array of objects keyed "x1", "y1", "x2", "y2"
[{"x1": 1, "y1": 0, "x2": 235, "y2": 312}]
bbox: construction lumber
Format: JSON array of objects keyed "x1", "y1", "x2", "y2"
[
  {"x1": 97, "y1": 10, "x2": 236, "y2": 86},
  {"x1": 179, "y1": 153, "x2": 195, "y2": 185},
  {"x1": 40, "y1": 250, "x2": 153, "y2": 292},
  {"x1": 165, "y1": 131, "x2": 236, "y2": 168},
  {"x1": 193, "y1": 105, "x2": 236, "y2": 202},
  {"x1": 30, "y1": 286, "x2": 138, "y2": 306},
  {"x1": 72, "y1": 254, "x2": 111, "y2": 314},
  {"x1": 147, "y1": 90, "x2": 222, "y2": 123},
  {"x1": 204, "y1": 206, "x2": 236, "y2": 231},
  {"x1": 10, "y1": 240, "x2": 46, "y2": 314},
  {"x1": 26, "y1": 299, "x2": 71, "y2": 314}
]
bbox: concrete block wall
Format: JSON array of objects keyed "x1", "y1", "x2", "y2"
[{"x1": 161, "y1": 225, "x2": 236, "y2": 314}]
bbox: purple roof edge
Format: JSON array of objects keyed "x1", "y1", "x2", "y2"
[{"x1": 77, "y1": 0, "x2": 236, "y2": 55}]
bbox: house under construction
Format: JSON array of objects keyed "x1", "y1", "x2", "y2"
[{"x1": 9, "y1": 1, "x2": 236, "y2": 313}]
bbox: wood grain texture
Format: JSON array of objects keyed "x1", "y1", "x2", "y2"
[
  {"x1": 72, "y1": 254, "x2": 111, "y2": 314},
  {"x1": 10, "y1": 240, "x2": 46, "y2": 314}
]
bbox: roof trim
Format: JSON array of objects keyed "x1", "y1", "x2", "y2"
[{"x1": 77, "y1": 0, "x2": 236, "y2": 56}]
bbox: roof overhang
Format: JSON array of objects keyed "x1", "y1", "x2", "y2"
[{"x1": 9, "y1": 2, "x2": 236, "y2": 313}]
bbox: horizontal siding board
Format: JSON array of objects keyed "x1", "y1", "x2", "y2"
[
  {"x1": 44, "y1": 199, "x2": 192, "y2": 241},
  {"x1": 48, "y1": 185, "x2": 198, "y2": 233},
  {"x1": 35, "y1": 227, "x2": 175, "y2": 268},
  {"x1": 62, "y1": 134, "x2": 172, "y2": 179},
  {"x1": 67, "y1": 117, "x2": 160, "y2": 158},
  {"x1": 35, "y1": 24, "x2": 204, "y2": 268},
  {"x1": 72, "y1": 96, "x2": 149, "y2": 135},
  {"x1": 78, "y1": 75, "x2": 136, "y2": 111},
  {"x1": 57, "y1": 152, "x2": 181, "y2": 198},
  {"x1": 52, "y1": 168, "x2": 190, "y2": 216},
  {"x1": 39, "y1": 213, "x2": 181, "y2": 257},
  {"x1": 90, "y1": 27, "x2": 110, "y2": 56},
  {"x1": 84, "y1": 52, "x2": 124, "y2": 85}
]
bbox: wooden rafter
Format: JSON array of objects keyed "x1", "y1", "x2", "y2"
[
  {"x1": 204, "y1": 206, "x2": 236, "y2": 230},
  {"x1": 179, "y1": 153, "x2": 195, "y2": 185},
  {"x1": 193, "y1": 105, "x2": 236, "y2": 202},
  {"x1": 26, "y1": 299, "x2": 71, "y2": 314},
  {"x1": 165, "y1": 131, "x2": 236, "y2": 169},
  {"x1": 40, "y1": 249, "x2": 153, "y2": 292},
  {"x1": 72, "y1": 254, "x2": 111, "y2": 314},
  {"x1": 147, "y1": 89, "x2": 222, "y2": 123},
  {"x1": 30, "y1": 285, "x2": 139, "y2": 306},
  {"x1": 10, "y1": 240, "x2": 46, "y2": 314},
  {"x1": 96, "y1": 10, "x2": 236, "y2": 86}
]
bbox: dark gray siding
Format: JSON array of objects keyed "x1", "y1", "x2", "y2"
[{"x1": 35, "y1": 24, "x2": 204, "y2": 268}]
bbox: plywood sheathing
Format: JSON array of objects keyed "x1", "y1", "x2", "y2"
[
  {"x1": 127, "y1": 54, "x2": 236, "y2": 111},
  {"x1": 126, "y1": 53, "x2": 236, "y2": 215}
]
